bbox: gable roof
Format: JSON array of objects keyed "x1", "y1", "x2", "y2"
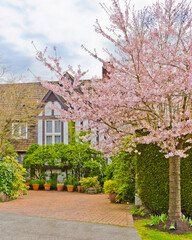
[{"x1": 0, "y1": 81, "x2": 49, "y2": 103}]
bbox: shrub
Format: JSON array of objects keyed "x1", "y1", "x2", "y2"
[
  {"x1": 65, "y1": 175, "x2": 78, "y2": 187},
  {"x1": 131, "y1": 206, "x2": 146, "y2": 217},
  {"x1": 0, "y1": 156, "x2": 28, "y2": 199},
  {"x1": 137, "y1": 143, "x2": 192, "y2": 216},
  {"x1": 103, "y1": 180, "x2": 117, "y2": 194},
  {"x1": 49, "y1": 179, "x2": 57, "y2": 189},
  {"x1": 31, "y1": 179, "x2": 40, "y2": 184},
  {"x1": 112, "y1": 151, "x2": 136, "y2": 203},
  {"x1": 24, "y1": 142, "x2": 106, "y2": 182},
  {"x1": 80, "y1": 176, "x2": 101, "y2": 193}
]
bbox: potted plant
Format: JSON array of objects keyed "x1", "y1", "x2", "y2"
[
  {"x1": 77, "y1": 184, "x2": 84, "y2": 193},
  {"x1": 79, "y1": 176, "x2": 101, "y2": 194},
  {"x1": 57, "y1": 183, "x2": 64, "y2": 191},
  {"x1": 23, "y1": 181, "x2": 30, "y2": 187},
  {"x1": 44, "y1": 180, "x2": 51, "y2": 191},
  {"x1": 103, "y1": 180, "x2": 117, "y2": 203},
  {"x1": 31, "y1": 179, "x2": 40, "y2": 191},
  {"x1": 67, "y1": 185, "x2": 74, "y2": 192},
  {"x1": 65, "y1": 176, "x2": 78, "y2": 192}
]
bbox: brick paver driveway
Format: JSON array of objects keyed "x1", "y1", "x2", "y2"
[{"x1": 0, "y1": 191, "x2": 134, "y2": 227}]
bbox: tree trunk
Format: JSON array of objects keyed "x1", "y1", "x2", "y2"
[{"x1": 168, "y1": 155, "x2": 182, "y2": 221}]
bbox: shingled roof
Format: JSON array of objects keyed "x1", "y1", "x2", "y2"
[
  {"x1": 0, "y1": 81, "x2": 49, "y2": 102},
  {"x1": 0, "y1": 81, "x2": 51, "y2": 152}
]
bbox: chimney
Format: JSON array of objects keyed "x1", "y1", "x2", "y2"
[{"x1": 102, "y1": 63, "x2": 110, "y2": 79}]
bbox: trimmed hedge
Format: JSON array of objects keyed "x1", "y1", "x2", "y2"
[{"x1": 137, "y1": 143, "x2": 192, "y2": 216}]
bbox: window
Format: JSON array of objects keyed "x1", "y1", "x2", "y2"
[
  {"x1": 45, "y1": 120, "x2": 61, "y2": 144},
  {"x1": 12, "y1": 122, "x2": 28, "y2": 139}
]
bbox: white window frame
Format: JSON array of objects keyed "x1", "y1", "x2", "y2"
[
  {"x1": 12, "y1": 122, "x2": 28, "y2": 139},
  {"x1": 45, "y1": 120, "x2": 61, "y2": 145}
]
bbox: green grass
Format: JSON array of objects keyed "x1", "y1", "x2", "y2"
[{"x1": 135, "y1": 220, "x2": 192, "y2": 240}]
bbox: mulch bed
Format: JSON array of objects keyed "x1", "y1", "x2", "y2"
[
  {"x1": 147, "y1": 220, "x2": 192, "y2": 235},
  {"x1": 133, "y1": 215, "x2": 192, "y2": 235}
]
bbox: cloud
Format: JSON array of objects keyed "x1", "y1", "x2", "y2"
[{"x1": 0, "y1": 0, "x2": 155, "y2": 81}]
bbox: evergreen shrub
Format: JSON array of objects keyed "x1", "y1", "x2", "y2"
[
  {"x1": 137, "y1": 143, "x2": 192, "y2": 216},
  {"x1": 111, "y1": 151, "x2": 136, "y2": 203}
]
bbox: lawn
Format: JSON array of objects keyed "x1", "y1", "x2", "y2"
[{"x1": 135, "y1": 220, "x2": 192, "y2": 240}]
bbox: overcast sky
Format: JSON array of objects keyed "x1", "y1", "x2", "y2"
[{"x1": 0, "y1": 0, "x2": 155, "y2": 82}]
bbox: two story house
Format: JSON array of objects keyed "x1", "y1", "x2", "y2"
[{"x1": 0, "y1": 78, "x2": 99, "y2": 163}]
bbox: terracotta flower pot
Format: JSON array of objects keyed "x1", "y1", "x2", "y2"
[
  {"x1": 32, "y1": 184, "x2": 39, "y2": 191},
  {"x1": 109, "y1": 193, "x2": 117, "y2": 203},
  {"x1": 44, "y1": 184, "x2": 51, "y2": 191},
  {"x1": 67, "y1": 185, "x2": 74, "y2": 192},
  {"x1": 77, "y1": 186, "x2": 84, "y2": 193},
  {"x1": 57, "y1": 185, "x2": 64, "y2": 191}
]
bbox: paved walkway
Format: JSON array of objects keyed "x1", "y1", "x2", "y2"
[
  {"x1": 0, "y1": 191, "x2": 133, "y2": 227},
  {"x1": 0, "y1": 191, "x2": 141, "y2": 240},
  {"x1": 0, "y1": 212, "x2": 141, "y2": 240}
]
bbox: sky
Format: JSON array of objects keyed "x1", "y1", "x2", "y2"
[{"x1": 0, "y1": 0, "x2": 155, "y2": 82}]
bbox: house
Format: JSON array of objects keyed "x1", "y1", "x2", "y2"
[{"x1": 0, "y1": 78, "x2": 100, "y2": 163}]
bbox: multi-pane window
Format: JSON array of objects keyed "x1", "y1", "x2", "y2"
[
  {"x1": 45, "y1": 120, "x2": 61, "y2": 144},
  {"x1": 12, "y1": 122, "x2": 28, "y2": 139}
]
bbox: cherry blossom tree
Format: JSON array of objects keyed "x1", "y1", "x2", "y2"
[{"x1": 35, "y1": 0, "x2": 192, "y2": 222}]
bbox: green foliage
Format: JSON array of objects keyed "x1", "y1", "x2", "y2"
[
  {"x1": 23, "y1": 144, "x2": 60, "y2": 179},
  {"x1": 137, "y1": 143, "x2": 170, "y2": 214},
  {"x1": 103, "y1": 180, "x2": 117, "y2": 194},
  {"x1": 180, "y1": 148, "x2": 192, "y2": 217},
  {"x1": 49, "y1": 179, "x2": 57, "y2": 189},
  {"x1": 63, "y1": 141, "x2": 106, "y2": 180},
  {"x1": 104, "y1": 162, "x2": 115, "y2": 180},
  {"x1": 31, "y1": 179, "x2": 40, "y2": 184},
  {"x1": 24, "y1": 143, "x2": 40, "y2": 156},
  {"x1": 135, "y1": 219, "x2": 192, "y2": 240},
  {"x1": 0, "y1": 155, "x2": 28, "y2": 199},
  {"x1": 137, "y1": 143, "x2": 192, "y2": 216},
  {"x1": 24, "y1": 142, "x2": 106, "y2": 182},
  {"x1": 131, "y1": 206, "x2": 146, "y2": 217},
  {"x1": 0, "y1": 141, "x2": 16, "y2": 158},
  {"x1": 150, "y1": 213, "x2": 168, "y2": 228},
  {"x1": 109, "y1": 151, "x2": 136, "y2": 202},
  {"x1": 45, "y1": 180, "x2": 52, "y2": 184},
  {"x1": 80, "y1": 176, "x2": 101, "y2": 192},
  {"x1": 169, "y1": 224, "x2": 176, "y2": 230},
  {"x1": 48, "y1": 173, "x2": 58, "y2": 189},
  {"x1": 189, "y1": 218, "x2": 192, "y2": 227},
  {"x1": 182, "y1": 215, "x2": 189, "y2": 222},
  {"x1": 68, "y1": 121, "x2": 76, "y2": 144},
  {"x1": 65, "y1": 175, "x2": 78, "y2": 186},
  {"x1": 159, "y1": 213, "x2": 168, "y2": 223},
  {"x1": 57, "y1": 183, "x2": 64, "y2": 186},
  {"x1": 150, "y1": 215, "x2": 161, "y2": 226}
]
